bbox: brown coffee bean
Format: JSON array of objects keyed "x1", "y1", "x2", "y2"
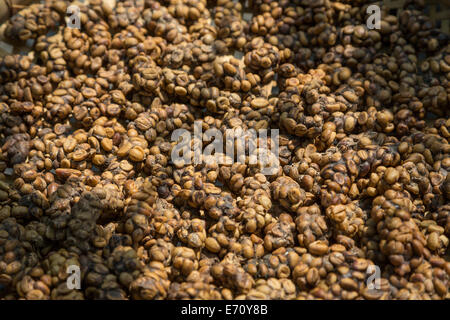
[
  {"x1": 308, "y1": 241, "x2": 328, "y2": 255},
  {"x1": 129, "y1": 147, "x2": 145, "y2": 162},
  {"x1": 251, "y1": 98, "x2": 269, "y2": 109},
  {"x1": 384, "y1": 168, "x2": 399, "y2": 184},
  {"x1": 205, "y1": 237, "x2": 221, "y2": 253}
]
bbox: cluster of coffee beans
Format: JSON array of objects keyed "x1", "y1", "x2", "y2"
[{"x1": 0, "y1": 0, "x2": 449, "y2": 300}]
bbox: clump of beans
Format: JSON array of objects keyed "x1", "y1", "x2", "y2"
[{"x1": 0, "y1": 0, "x2": 448, "y2": 300}]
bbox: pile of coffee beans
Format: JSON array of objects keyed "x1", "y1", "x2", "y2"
[{"x1": 0, "y1": 0, "x2": 448, "y2": 299}]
